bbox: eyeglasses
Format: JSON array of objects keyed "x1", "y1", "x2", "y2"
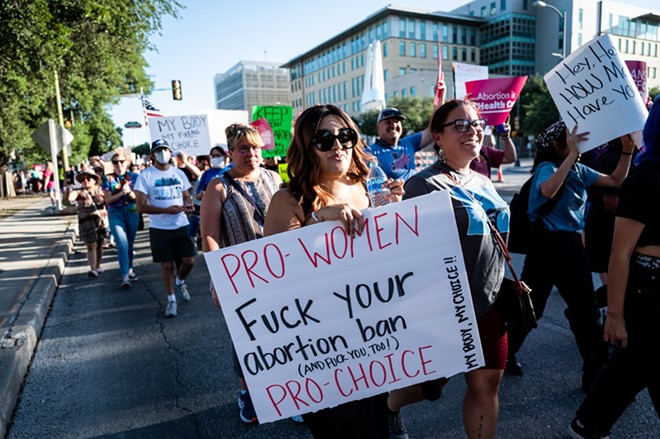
[
  {"x1": 112, "y1": 160, "x2": 126, "y2": 165},
  {"x1": 310, "y1": 128, "x2": 358, "y2": 152},
  {"x1": 234, "y1": 144, "x2": 262, "y2": 154},
  {"x1": 441, "y1": 118, "x2": 487, "y2": 133}
]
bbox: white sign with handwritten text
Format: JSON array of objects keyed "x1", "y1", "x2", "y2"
[
  {"x1": 204, "y1": 191, "x2": 483, "y2": 423},
  {"x1": 544, "y1": 34, "x2": 648, "y2": 153}
]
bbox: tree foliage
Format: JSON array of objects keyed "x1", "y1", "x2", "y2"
[
  {"x1": 354, "y1": 96, "x2": 435, "y2": 137},
  {"x1": 519, "y1": 74, "x2": 560, "y2": 138},
  {"x1": 0, "y1": 0, "x2": 182, "y2": 168}
]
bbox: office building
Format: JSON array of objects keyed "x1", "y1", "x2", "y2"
[
  {"x1": 282, "y1": 1, "x2": 659, "y2": 118},
  {"x1": 214, "y1": 61, "x2": 291, "y2": 111}
]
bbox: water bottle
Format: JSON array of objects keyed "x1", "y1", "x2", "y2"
[{"x1": 366, "y1": 161, "x2": 391, "y2": 208}]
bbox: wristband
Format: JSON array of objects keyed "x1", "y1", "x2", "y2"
[
  {"x1": 621, "y1": 152, "x2": 633, "y2": 156},
  {"x1": 311, "y1": 211, "x2": 321, "y2": 223}
]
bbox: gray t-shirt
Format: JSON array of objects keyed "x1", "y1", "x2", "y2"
[{"x1": 403, "y1": 161, "x2": 509, "y2": 315}]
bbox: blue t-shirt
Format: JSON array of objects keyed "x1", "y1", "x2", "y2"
[
  {"x1": 366, "y1": 132, "x2": 423, "y2": 181},
  {"x1": 528, "y1": 161, "x2": 599, "y2": 232},
  {"x1": 196, "y1": 166, "x2": 232, "y2": 194}
]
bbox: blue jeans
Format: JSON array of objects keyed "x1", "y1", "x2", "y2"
[{"x1": 108, "y1": 207, "x2": 140, "y2": 278}]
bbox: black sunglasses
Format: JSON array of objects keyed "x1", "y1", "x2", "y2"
[
  {"x1": 112, "y1": 160, "x2": 126, "y2": 165},
  {"x1": 310, "y1": 128, "x2": 358, "y2": 152},
  {"x1": 441, "y1": 118, "x2": 487, "y2": 133}
]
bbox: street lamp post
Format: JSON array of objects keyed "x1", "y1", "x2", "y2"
[{"x1": 533, "y1": 1, "x2": 566, "y2": 60}]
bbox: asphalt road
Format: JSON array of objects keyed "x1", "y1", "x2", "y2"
[{"x1": 6, "y1": 189, "x2": 659, "y2": 438}]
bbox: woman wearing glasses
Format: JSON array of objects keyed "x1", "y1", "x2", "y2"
[
  {"x1": 394, "y1": 100, "x2": 509, "y2": 439},
  {"x1": 264, "y1": 104, "x2": 404, "y2": 438},
  {"x1": 69, "y1": 170, "x2": 109, "y2": 278},
  {"x1": 200, "y1": 122, "x2": 282, "y2": 424},
  {"x1": 102, "y1": 152, "x2": 140, "y2": 289}
]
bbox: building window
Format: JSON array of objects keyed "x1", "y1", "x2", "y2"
[
  {"x1": 453, "y1": 47, "x2": 458, "y2": 60},
  {"x1": 399, "y1": 67, "x2": 406, "y2": 76},
  {"x1": 383, "y1": 42, "x2": 388, "y2": 57},
  {"x1": 491, "y1": 2, "x2": 496, "y2": 15},
  {"x1": 384, "y1": 69, "x2": 389, "y2": 80},
  {"x1": 578, "y1": 8, "x2": 584, "y2": 30},
  {"x1": 402, "y1": 89, "x2": 407, "y2": 98},
  {"x1": 393, "y1": 90, "x2": 398, "y2": 97},
  {"x1": 433, "y1": 22, "x2": 439, "y2": 41},
  {"x1": 400, "y1": 41, "x2": 406, "y2": 56},
  {"x1": 501, "y1": 0, "x2": 506, "y2": 11},
  {"x1": 523, "y1": 0, "x2": 528, "y2": 10},
  {"x1": 470, "y1": 29, "x2": 476, "y2": 45},
  {"x1": 408, "y1": 18, "x2": 415, "y2": 39},
  {"x1": 442, "y1": 24, "x2": 449, "y2": 42},
  {"x1": 442, "y1": 45, "x2": 449, "y2": 59},
  {"x1": 452, "y1": 26, "x2": 458, "y2": 43},
  {"x1": 399, "y1": 18, "x2": 406, "y2": 37},
  {"x1": 420, "y1": 43, "x2": 427, "y2": 58},
  {"x1": 420, "y1": 21, "x2": 427, "y2": 40},
  {"x1": 471, "y1": 48, "x2": 476, "y2": 62},
  {"x1": 410, "y1": 86, "x2": 416, "y2": 96},
  {"x1": 383, "y1": 20, "x2": 389, "y2": 38},
  {"x1": 461, "y1": 28, "x2": 467, "y2": 44},
  {"x1": 481, "y1": 6, "x2": 487, "y2": 17},
  {"x1": 461, "y1": 47, "x2": 467, "y2": 61},
  {"x1": 433, "y1": 44, "x2": 439, "y2": 59},
  {"x1": 410, "y1": 42, "x2": 417, "y2": 57}
]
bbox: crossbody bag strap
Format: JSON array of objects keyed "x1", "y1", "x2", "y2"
[
  {"x1": 224, "y1": 172, "x2": 265, "y2": 222},
  {"x1": 442, "y1": 171, "x2": 524, "y2": 288}
]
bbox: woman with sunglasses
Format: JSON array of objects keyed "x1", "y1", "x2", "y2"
[
  {"x1": 68, "y1": 170, "x2": 108, "y2": 278},
  {"x1": 264, "y1": 104, "x2": 404, "y2": 438},
  {"x1": 391, "y1": 100, "x2": 509, "y2": 439},
  {"x1": 200, "y1": 123, "x2": 282, "y2": 424},
  {"x1": 101, "y1": 152, "x2": 140, "y2": 289}
]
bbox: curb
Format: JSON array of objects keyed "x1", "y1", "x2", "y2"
[{"x1": 0, "y1": 221, "x2": 77, "y2": 438}]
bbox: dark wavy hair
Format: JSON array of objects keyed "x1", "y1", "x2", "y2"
[
  {"x1": 532, "y1": 122, "x2": 568, "y2": 171},
  {"x1": 286, "y1": 104, "x2": 370, "y2": 212},
  {"x1": 635, "y1": 95, "x2": 660, "y2": 166},
  {"x1": 430, "y1": 99, "x2": 480, "y2": 154}
]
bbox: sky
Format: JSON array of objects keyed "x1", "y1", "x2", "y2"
[{"x1": 109, "y1": 0, "x2": 659, "y2": 147}]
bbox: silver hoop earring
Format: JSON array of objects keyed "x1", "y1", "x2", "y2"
[{"x1": 437, "y1": 148, "x2": 446, "y2": 163}]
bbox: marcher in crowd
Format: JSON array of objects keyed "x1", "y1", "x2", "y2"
[
  {"x1": 506, "y1": 121, "x2": 635, "y2": 394},
  {"x1": 200, "y1": 123, "x2": 282, "y2": 424},
  {"x1": 196, "y1": 145, "x2": 231, "y2": 202},
  {"x1": 102, "y1": 152, "x2": 140, "y2": 289},
  {"x1": 134, "y1": 139, "x2": 196, "y2": 318},
  {"x1": 568, "y1": 97, "x2": 660, "y2": 439},
  {"x1": 264, "y1": 104, "x2": 404, "y2": 438},
  {"x1": 43, "y1": 162, "x2": 57, "y2": 207},
  {"x1": 470, "y1": 118, "x2": 517, "y2": 179},
  {"x1": 366, "y1": 107, "x2": 435, "y2": 181},
  {"x1": 394, "y1": 100, "x2": 508, "y2": 439},
  {"x1": 68, "y1": 170, "x2": 108, "y2": 278}
]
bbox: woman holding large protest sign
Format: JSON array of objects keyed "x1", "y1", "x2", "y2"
[
  {"x1": 397, "y1": 99, "x2": 509, "y2": 439},
  {"x1": 200, "y1": 123, "x2": 282, "y2": 424},
  {"x1": 568, "y1": 97, "x2": 660, "y2": 439},
  {"x1": 264, "y1": 104, "x2": 404, "y2": 438},
  {"x1": 506, "y1": 120, "x2": 635, "y2": 393}
]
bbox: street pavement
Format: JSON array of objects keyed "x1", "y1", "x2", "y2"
[{"x1": 1, "y1": 163, "x2": 658, "y2": 438}]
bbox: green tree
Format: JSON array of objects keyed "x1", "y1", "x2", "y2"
[
  {"x1": 649, "y1": 86, "x2": 659, "y2": 102},
  {"x1": 354, "y1": 96, "x2": 435, "y2": 137},
  {"x1": 0, "y1": 0, "x2": 182, "y2": 168},
  {"x1": 519, "y1": 74, "x2": 560, "y2": 138}
]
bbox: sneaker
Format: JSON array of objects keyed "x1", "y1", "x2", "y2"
[
  {"x1": 128, "y1": 271, "x2": 138, "y2": 281},
  {"x1": 121, "y1": 279, "x2": 131, "y2": 290},
  {"x1": 176, "y1": 281, "x2": 191, "y2": 301},
  {"x1": 88, "y1": 269, "x2": 98, "y2": 278},
  {"x1": 290, "y1": 414, "x2": 304, "y2": 424},
  {"x1": 506, "y1": 355, "x2": 523, "y2": 376},
  {"x1": 387, "y1": 410, "x2": 409, "y2": 439},
  {"x1": 164, "y1": 301, "x2": 178, "y2": 318},
  {"x1": 238, "y1": 391, "x2": 257, "y2": 424},
  {"x1": 95, "y1": 267, "x2": 104, "y2": 274},
  {"x1": 568, "y1": 417, "x2": 610, "y2": 439}
]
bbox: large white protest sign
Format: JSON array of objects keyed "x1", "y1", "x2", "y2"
[
  {"x1": 204, "y1": 191, "x2": 483, "y2": 423},
  {"x1": 205, "y1": 109, "x2": 249, "y2": 148},
  {"x1": 544, "y1": 34, "x2": 648, "y2": 153},
  {"x1": 453, "y1": 62, "x2": 489, "y2": 100},
  {"x1": 148, "y1": 114, "x2": 211, "y2": 156}
]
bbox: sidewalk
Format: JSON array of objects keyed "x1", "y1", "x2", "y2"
[{"x1": 0, "y1": 195, "x2": 77, "y2": 437}]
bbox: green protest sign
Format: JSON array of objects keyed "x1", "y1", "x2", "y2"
[{"x1": 252, "y1": 106, "x2": 292, "y2": 158}]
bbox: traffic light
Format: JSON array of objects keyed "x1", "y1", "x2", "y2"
[{"x1": 172, "y1": 80, "x2": 182, "y2": 100}]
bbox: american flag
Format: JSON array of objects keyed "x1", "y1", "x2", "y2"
[{"x1": 143, "y1": 100, "x2": 164, "y2": 125}]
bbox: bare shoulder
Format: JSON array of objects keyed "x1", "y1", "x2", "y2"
[{"x1": 265, "y1": 188, "x2": 304, "y2": 236}]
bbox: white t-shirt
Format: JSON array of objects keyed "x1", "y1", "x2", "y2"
[{"x1": 134, "y1": 165, "x2": 191, "y2": 230}]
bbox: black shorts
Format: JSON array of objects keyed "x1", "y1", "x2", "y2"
[{"x1": 149, "y1": 226, "x2": 196, "y2": 263}]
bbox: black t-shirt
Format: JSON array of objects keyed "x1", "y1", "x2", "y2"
[{"x1": 616, "y1": 161, "x2": 660, "y2": 247}]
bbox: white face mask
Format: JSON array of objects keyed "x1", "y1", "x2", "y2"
[
  {"x1": 154, "y1": 150, "x2": 171, "y2": 165},
  {"x1": 210, "y1": 156, "x2": 225, "y2": 169}
]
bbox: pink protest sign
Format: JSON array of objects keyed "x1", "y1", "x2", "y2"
[
  {"x1": 625, "y1": 60, "x2": 648, "y2": 102},
  {"x1": 250, "y1": 118, "x2": 275, "y2": 150},
  {"x1": 465, "y1": 76, "x2": 527, "y2": 126}
]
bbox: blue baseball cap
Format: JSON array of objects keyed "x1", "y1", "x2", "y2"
[{"x1": 150, "y1": 139, "x2": 170, "y2": 153}]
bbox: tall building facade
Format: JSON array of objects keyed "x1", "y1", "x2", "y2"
[
  {"x1": 283, "y1": 6, "x2": 485, "y2": 118},
  {"x1": 282, "y1": 1, "x2": 659, "y2": 118},
  {"x1": 214, "y1": 61, "x2": 291, "y2": 111}
]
